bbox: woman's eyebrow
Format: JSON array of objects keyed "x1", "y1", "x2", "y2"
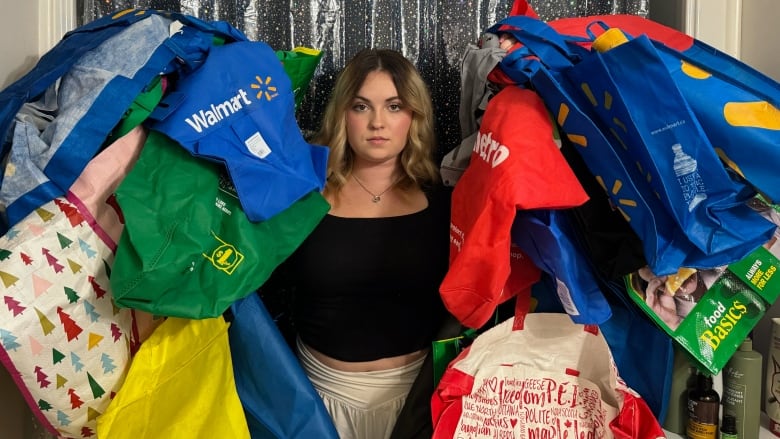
[{"x1": 353, "y1": 94, "x2": 401, "y2": 102}]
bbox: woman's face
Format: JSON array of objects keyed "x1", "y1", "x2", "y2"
[{"x1": 345, "y1": 70, "x2": 413, "y2": 167}]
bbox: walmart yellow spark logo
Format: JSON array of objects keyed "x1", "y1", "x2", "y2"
[
  {"x1": 556, "y1": 100, "x2": 640, "y2": 221},
  {"x1": 203, "y1": 233, "x2": 244, "y2": 275},
  {"x1": 679, "y1": 60, "x2": 780, "y2": 131},
  {"x1": 594, "y1": 176, "x2": 638, "y2": 222},
  {"x1": 580, "y1": 83, "x2": 631, "y2": 151},
  {"x1": 251, "y1": 75, "x2": 278, "y2": 101}
]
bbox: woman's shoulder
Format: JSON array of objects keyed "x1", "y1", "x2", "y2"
[
  {"x1": 423, "y1": 182, "x2": 452, "y2": 200},
  {"x1": 423, "y1": 182, "x2": 453, "y2": 214}
]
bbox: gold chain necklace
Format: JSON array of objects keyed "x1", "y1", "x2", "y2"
[{"x1": 352, "y1": 174, "x2": 398, "y2": 203}]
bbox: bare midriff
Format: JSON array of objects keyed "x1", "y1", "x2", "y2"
[{"x1": 306, "y1": 344, "x2": 428, "y2": 372}]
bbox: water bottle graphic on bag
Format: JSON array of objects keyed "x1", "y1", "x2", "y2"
[{"x1": 672, "y1": 143, "x2": 707, "y2": 211}]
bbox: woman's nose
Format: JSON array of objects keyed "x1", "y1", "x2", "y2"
[{"x1": 369, "y1": 110, "x2": 384, "y2": 128}]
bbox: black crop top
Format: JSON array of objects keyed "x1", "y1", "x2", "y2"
[{"x1": 286, "y1": 187, "x2": 451, "y2": 362}]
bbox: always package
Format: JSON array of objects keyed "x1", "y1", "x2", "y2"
[{"x1": 625, "y1": 197, "x2": 780, "y2": 374}]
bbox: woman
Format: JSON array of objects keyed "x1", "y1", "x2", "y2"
[{"x1": 283, "y1": 48, "x2": 451, "y2": 438}]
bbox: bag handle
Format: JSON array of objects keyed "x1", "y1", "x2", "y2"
[
  {"x1": 584, "y1": 20, "x2": 613, "y2": 41},
  {"x1": 487, "y1": 17, "x2": 579, "y2": 71},
  {"x1": 511, "y1": 288, "x2": 532, "y2": 331},
  {"x1": 510, "y1": 288, "x2": 599, "y2": 337}
]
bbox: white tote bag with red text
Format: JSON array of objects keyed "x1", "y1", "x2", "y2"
[{"x1": 431, "y1": 312, "x2": 665, "y2": 439}]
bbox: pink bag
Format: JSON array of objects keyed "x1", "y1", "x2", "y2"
[{"x1": 431, "y1": 297, "x2": 665, "y2": 439}]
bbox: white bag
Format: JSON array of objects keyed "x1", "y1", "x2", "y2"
[{"x1": 431, "y1": 312, "x2": 666, "y2": 438}]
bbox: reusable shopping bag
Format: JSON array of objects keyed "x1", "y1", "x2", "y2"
[
  {"x1": 430, "y1": 305, "x2": 666, "y2": 438},
  {"x1": 110, "y1": 131, "x2": 330, "y2": 319},
  {"x1": 146, "y1": 41, "x2": 329, "y2": 222},
  {"x1": 491, "y1": 13, "x2": 777, "y2": 276},
  {"x1": 0, "y1": 127, "x2": 146, "y2": 438},
  {"x1": 550, "y1": 13, "x2": 780, "y2": 204},
  {"x1": 276, "y1": 47, "x2": 324, "y2": 107},
  {"x1": 507, "y1": 170, "x2": 671, "y2": 419},
  {"x1": 0, "y1": 8, "x2": 247, "y2": 232},
  {"x1": 572, "y1": 24, "x2": 771, "y2": 255},
  {"x1": 510, "y1": 209, "x2": 612, "y2": 325},
  {"x1": 624, "y1": 196, "x2": 780, "y2": 375},
  {"x1": 228, "y1": 293, "x2": 339, "y2": 439},
  {"x1": 440, "y1": 32, "x2": 508, "y2": 187},
  {"x1": 439, "y1": 86, "x2": 588, "y2": 329},
  {"x1": 96, "y1": 316, "x2": 251, "y2": 439},
  {"x1": 596, "y1": 278, "x2": 673, "y2": 422}
]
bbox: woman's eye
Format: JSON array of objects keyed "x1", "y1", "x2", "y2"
[
  {"x1": 352, "y1": 103, "x2": 368, "y2": 112},
  {"x1": 388, "y1": 103, "x2": 403, "y2": 112}
]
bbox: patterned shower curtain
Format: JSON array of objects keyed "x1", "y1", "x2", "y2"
[{"x1": 77, "y1": 0, "x2": 650, "y2": 157}]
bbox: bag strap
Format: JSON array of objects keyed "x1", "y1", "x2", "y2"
[
  {"x1": 488, "y1": 17, "x2": 578, "y2": 71},
  {"x1": 511, "y1": 288, "x2": 532, "y2": 331}
]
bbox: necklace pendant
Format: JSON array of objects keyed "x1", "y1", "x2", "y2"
[{"x1": 371, "y1": 195, "x2": 381, "y2": 203}]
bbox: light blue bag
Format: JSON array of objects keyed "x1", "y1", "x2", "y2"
[{"x1": 0, "y1": 9, "x2": 247, "y2": 232}]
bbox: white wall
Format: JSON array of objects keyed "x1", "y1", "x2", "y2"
[
  {"x1": 0, "y1": 0, "x2": 76, "y2": 89},
  {"x1": 741, "y1": 0, "x2": 780, "y2": 82},
  {"x1": 0, "y1": 3, "x2": 75, "y2": 436},
  {"x1": 650, "y1": 0, "x2": 742, "y2": 58},
  {"x1": 650, "y1": 0, "x2": 780, "y2": 81},
  {"x1": 0, "y1": 1, "x2": 40, "y2": 89}
]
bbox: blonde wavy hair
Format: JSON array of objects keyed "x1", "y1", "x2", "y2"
[{"x1": 313, "y1": 48, "x2": 440, "y2": 197}]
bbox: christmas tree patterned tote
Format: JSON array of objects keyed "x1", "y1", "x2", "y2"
[{"x1": 0, "y1": 127, "x2": 146, "y2": 438}]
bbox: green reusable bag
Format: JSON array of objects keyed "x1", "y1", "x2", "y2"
[
  {"x1": 276, "y1": 47, "x2": 323, "y2": 107},
  {"x1": 110, "y1": 130, "x2": 330, "y2": 318}
]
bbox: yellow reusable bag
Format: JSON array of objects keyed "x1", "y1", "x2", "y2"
[{"x1": 97, "y1": 316, "x2": 250, "y2": 438}]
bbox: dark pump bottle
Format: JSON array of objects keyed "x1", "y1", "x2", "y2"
[{"x1": 687, "y1": 372, "x2": 720, "y2": 439}]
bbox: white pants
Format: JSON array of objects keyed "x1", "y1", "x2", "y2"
[{"x1": 296, "y1": 338, "x2": 423, "y2": 439}]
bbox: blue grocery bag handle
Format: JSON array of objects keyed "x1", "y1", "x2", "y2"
[{"x1": 487, "y1": 15, "x2": 590, "y2": 70}]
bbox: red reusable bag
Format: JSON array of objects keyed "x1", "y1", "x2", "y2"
[{"x1": 439, "y1": 86, "x2": 588, "y2": 329}]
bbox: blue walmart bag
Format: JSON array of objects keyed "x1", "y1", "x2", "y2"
[
  {"x1": 490, "y1": 15, "x2": 776, "y2": 275},
  {"x1": 531, "y1": 12, "x2": 780, "y2": 204}
]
